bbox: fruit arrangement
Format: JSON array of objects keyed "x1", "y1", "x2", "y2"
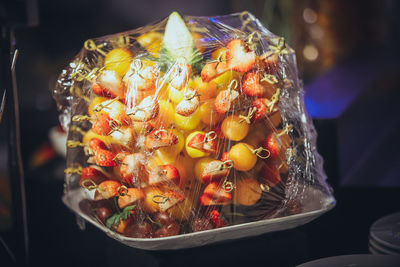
[{"x1": 55, "y1": 12, "x2": 333, "y2": 241}]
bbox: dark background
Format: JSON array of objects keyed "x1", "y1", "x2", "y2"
[{"x1": 1, "y1": 0, "x2": 400, "y2": 266}]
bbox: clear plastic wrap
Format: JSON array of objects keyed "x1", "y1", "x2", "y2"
[{"x1": 53, "y1": 11, "x2": 335, "y2": 250}]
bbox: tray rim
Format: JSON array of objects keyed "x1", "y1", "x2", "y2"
[{"x1": 62, "y1": 188, "x2": 335, "y2": 250}]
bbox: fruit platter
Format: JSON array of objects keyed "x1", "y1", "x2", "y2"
[{"x1": 53, "y1": 11, "x2": 335, "y2": 250}]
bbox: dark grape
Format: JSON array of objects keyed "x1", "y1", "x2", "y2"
[
  {"x1": 154, "y1": 212, "x2": 173, "y2": 225},
  {"x1": 96, "y1": 206, "x2": 112, "y2": 224},
  {"x1": 124, "y1": 221, "x2": 153, "y2": 238},
  {"x1": 154, "y1": 222, "x2": 180, "y2": 238}
]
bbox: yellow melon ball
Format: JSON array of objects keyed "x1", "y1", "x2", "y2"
[
  {"x1": 82, "y1": 130, "x2": 113, "y2": 145},
  {"x1": 228, "y1": 143, "x2": 257, "y2": 172},
  {"x1": 137, "y1": 32, "x2": 163, "y2": 56},
  {"x1": 151, "y1": 100, "x2": 175, "y2": 129},
  {"x1": 88, "y1": 96, "x2": 108, "y2": 117},
  {"x1": 142, "y1": 187, "x2": 164, "y2": 213},
  {"x1": 156, "y1": 129, "x2": 185, "y2": 164},
  {"x1": 168, "y1": 196, "x2": 194, "y2": 221},
  {"x1": 168, "y1": 86, "x2": 185, "y2": 104},
  {"x1": 234, "y1": 177, "x2": 262, "y2": 206},
  {"x1": 174, "y1": 108, "x2": 201, "y2": 131},
  {"x1": 104, "y1": 48, "x2": 133, "y2": 76},
  {"x1": 189, "y1": 77, "x2": 217, "y2": 101},
  {"x1": 212, "y1": 71, "x2": 242, "y2": 91},
  {"x1": 199, "y1": 99, "x2": 224, "y2": 126}
]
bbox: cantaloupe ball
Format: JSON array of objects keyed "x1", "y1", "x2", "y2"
[
  {"x1": 168, "y1": 196, "x2": 194, "y2": 221},
  {"x1": 234, "y1": 178, "x2": 262, "y2": 206}
]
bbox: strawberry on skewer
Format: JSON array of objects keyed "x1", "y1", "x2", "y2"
[
  {"x1": 263, "y1": 125, "x2": 292, "y2": 160},
  {"x1": 88, "y1": 138, "x2": 117, "y2": 167},
  {"x1": 201, "y1": 38, "x2": 256, "y2": 82},
  {"x1": 144, "y1": 129, "x2": 178, "y2": 151},
  {"x1": 215, "y1": 79, "x2": 240, "y2": 114},
  {"x1": 125, "y1": 63, "x2": 159, "y2": 92},
  {"x1": 241, "y1": 70, "x2": 278, "y2": 98},
  {"x1": 91, "y1": 113, "x2": 113, "y2": 136},
  {"x1": 128, "y1": 96, "x2": 159, "y2": 122},
  {"x1": 250, "y1": 97, "x2": 279, "y2": 122},
  {"x1": 225, "y1": 39, "x2": 256, "y2": 72},
  {"x1": 148, "y1": 165, "x2": 180, "y2": 186},
  {"x1": 83, "y1": 180, "x2": 123, "y2": 200},
  {"x1": 187, "y1": 131, "x2": 218, "y2": 154},
  {"x1": 201, "y1": 160, "x2": 232, "y2": 184},
  {"x1": 91, "y1": 70, "x2": 125, "y2": 100},
  {"x1": 175, "y1": 89, "x2": 200, "y2": 116},
  {"x1": 200, "y1": 182, "x2": 232, "y2": 206},
  {"x1": 151, "y1": 190, "x2": 185, "y2": 212},
  {"x1": 169, "y1": 62, "x2": 192, "y2": 90},
  {"x1": 79, "y1": 166, "x2": 109, "y2": 188},
  {"x1": 262, "y1": 162, "x2": 281, "y2": 188},
  {"x1": 89, "y1": 97, "x2": 131, "y2": 126},
  {"x1": 119, "y1": 153, "x2": 147, "y2": 185},
  {"x1": 208, "y1": 209, "x2": 226, "y2": 228},
  {"x1": 201, "y1": 61, "x2": 229, "y2": 83},
  {"x1": 260, "y1": 52, "x2": 280, "y2": 74}
]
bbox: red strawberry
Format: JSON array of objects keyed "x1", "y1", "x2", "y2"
[
  {"x1": 109, "y1": 126, "x2": 136, "y2": 150},
  {"x1": 251, "y1": 98, "x2": 267, "y2": 121},
  {"x1": 148, "y1": 165, "x2": 180, "y2": 186},
  {"x1": 201, "y1": 61, "x2": 230, "y2": 82},
  {"x1": 260, "y1": 52, "x2": 280, "y2": 74},
  {"x1": 79, "y1": 166, "x2": 107, "y2": 187},
  {"x1": 262, "y1": 162, "x2": 281, "y2": 187},
  {"x1": 199, "y1": 195, "x2": 213, "y2": 206},
  {"x1": 126, "y1": 65, "x2": 159, "y2": 92},
  {"x1": 170, "y1": 63, "x2": 192, "y2": 90},
  {"x1": 144, "y1": 129, "x2": 178, "y2": 151},
  {"x1": 92, "y1": 114, "x2": 112, "y2": 135},
  {"x1": 113, "y1": 151, "x2": 129, "y2": 164},
  {"x1": 187, "y1": 132, "x2": 217, "y2": 154},
  {"x1": 96, "y1": 70, "x2": 125, "y2": 99},
  {"x1": 225, "y1": 39, "x2": 256, "y2": 72},
  {"x1": 158, "y1": 190, "x2": 184, "y2": 211},
  {"x1": 220, "y1": 152, "x2": 229, "y2": 162},
  {"x1": 175, "y1": 89, "x2": 200, "y2": 117},
  {"x1": 88, "y1": 138, "x2": 117, "y2": 167},
  {"x1": 94, "y1": 149, "x2": 117, "y2": 167},
  {"x1": 209, "y1": 210, "x2": 226, "y2": 228},
  {"x1": 201, "y1": 160, "x2": 231, "y2": 184},
  {"x1": 97, "y1": 180, "x2": 122, "y2": 199},
  {"x1": 215, "y1": 89, "x2": 239, "y2": 114},
  {"x1": 201, "y1": 63, "x2": 218, "y2": 83},
  {"x1": 241, "y1": 70, "x2": 265, "y2": 97},
  {"x1": 263, "y1": 134, "x2": 281, "y2": 160},
  {"x1": 89, "y1": 138, "x2": 108, "y2": 151},
  {"x1": 120, "y1": 153, "x2": 147, "y2": 185},
  {"x1": 251, "y1": 98, "x2": 273, "y2": 122},
  {"x1": 92, "y1": 78, "x2": 112, "y2": 98},
  {"x1": 129, "y1": 96, "x2": 159, "y2": 122},
  {"x1": 200, "y1": 182, "x2": 232, "y2": 206}
]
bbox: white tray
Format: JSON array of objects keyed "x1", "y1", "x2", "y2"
[{"x1": 62, "y1": 188, "x2": 335, "y2": 250}]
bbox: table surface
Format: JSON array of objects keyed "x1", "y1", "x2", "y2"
[{"x1": 18, "y1": 158, "x2": 400, "y2": 266}]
